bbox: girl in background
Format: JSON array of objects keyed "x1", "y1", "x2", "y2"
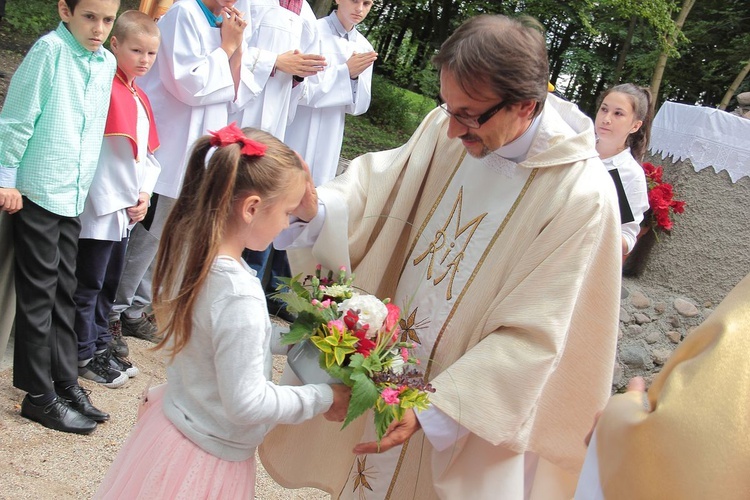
[
  {"x1": 95, "y1": 124, "x2": 349, "y2": 499},
  {"x1": 595, "y1": 83, "x2": 653, "y2": 258}
]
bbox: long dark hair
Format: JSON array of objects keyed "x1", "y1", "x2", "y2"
[{"x1": 599, "y1": 83, "x2": 654, "y2": 163}]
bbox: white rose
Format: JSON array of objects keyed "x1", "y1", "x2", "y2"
[{"x1": 339, "y1": 293, "x2": 388, "y2": 337}]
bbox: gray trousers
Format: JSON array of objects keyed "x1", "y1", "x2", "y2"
[
  {"x1": 109, "y1": 196, "x2": 174, "y2": 322},
  {"x1": 0, "y1": 211, "x2": 15, "y2": 366}
]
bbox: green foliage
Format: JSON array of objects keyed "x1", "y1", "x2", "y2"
[
  {"x1": 4, "y1": 0, "x2": 59, "y2": 38},
  {"x1": 341, "y1": 76, "x2": 434, "y2": 160},
  {"x1": 367, "y1": 74, "x2": 414, "y2": 131},
  {"x1": 343, "y1": 370, "x2": 380, "y2": 428}
]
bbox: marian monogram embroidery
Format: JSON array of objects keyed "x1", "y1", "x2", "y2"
[{"x1": 412, "y1": 187, "x2": 487, "y2": 300}]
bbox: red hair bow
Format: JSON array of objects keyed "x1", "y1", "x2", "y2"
[{"x1": 208, "y1": 122, "x2": 267, "y2": 157}]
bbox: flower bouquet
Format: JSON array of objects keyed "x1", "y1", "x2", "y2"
[
  {"x1": 642, "y1": 162, "x2": 686, "y2": 232},
  {"x1": 623, "y1": 162, "x2": 687, "y2": 277},
  {"x1": 273, "y1": 266, "x2": 434, "y2": 441}
]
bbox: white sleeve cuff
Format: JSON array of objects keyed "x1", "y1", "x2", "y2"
[
  {"x1": 274, "y1": 201, "x2": 326, "y2": 250},
  {"x1": 415, "y1": 404, "x2": 470, "y2": 452},
  {"x1": 0, "y1": 166, "x2": 18, "y2": 188}
]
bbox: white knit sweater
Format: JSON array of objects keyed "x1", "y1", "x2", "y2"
[{"x1": 163, "y1": 256, "x2": 333, "y2": 461}]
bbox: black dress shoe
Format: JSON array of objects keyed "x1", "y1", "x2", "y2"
[
  {"x1": 20, "y1": 395, "x2": 97, "y2": 435},
  {"x1": 56, "y1": 384, "x2": 110, "y2": 422}
]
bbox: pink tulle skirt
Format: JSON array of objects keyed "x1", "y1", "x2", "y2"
[{"x1": 94, "y1": 384, "x2": 256, "y2": 499}]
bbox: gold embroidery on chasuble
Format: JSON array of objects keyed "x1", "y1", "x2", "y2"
[
  {"x1": 351, "y1": 455, "x2": 375, "y2": 498},
  {"x1": 383, "y1": 167, "x2": 539, "y2": 500},
  {"x1": 412, "y1": 187, "x2": 488, "y2": 301},
  {"x1": 399, "y1": 307, "x2": 429, "y2": 345}
]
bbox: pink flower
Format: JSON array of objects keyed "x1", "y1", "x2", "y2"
[
  {"x1": 311, "y1": 299, "x2": 320, "y2": 306},
  {"x1": 328, "y1": 319, "x2": 346, "y2": 333},
  {"x1": 384, "y1": 303, "x2": 400, "y2": 332},
  {"x1": 321, "y1": 299, "x2": 332, "y2": 308},
  {"x1": 381, "y1": 387, "x2": 400, "y2": 405},
  {"x1": 400, "y1": 347, "x2": 409, "y2": 363}
]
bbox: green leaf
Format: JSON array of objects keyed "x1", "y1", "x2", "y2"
[
  {"x1": 310, "y1": 336, "x2": 333, "y2": 354},
  {"x1": 373, "y1": 407, "x2": 394, "y2": 441},
  {"x1": 342, "y1": 372, "x2": 379, "y2": 429},
  {"x1": 334, "y1": 346, "x2": 353, "y2": 365},
  {"x1": 360, "y1": 354, "x2": 383, "y2": 376},
  {"x1": 327, "y1": 364, "x2": 353, "y2": 386}
]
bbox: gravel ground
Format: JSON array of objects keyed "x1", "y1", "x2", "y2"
[{"x1": 0, "y1": 335, "x2": 330, "y2": 499}]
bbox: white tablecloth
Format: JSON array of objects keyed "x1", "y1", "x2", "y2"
[{"x1": 649, "y1": 101, "x2": 750, "y2": 183}]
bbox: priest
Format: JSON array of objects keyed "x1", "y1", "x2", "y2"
[{"x1": 261, "y1": 14, "x2": 622, "y2": 499}]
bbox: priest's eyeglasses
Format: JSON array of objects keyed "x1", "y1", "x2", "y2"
[{"x1": 436, "y1": 95, "x2": 508, "y2": 129}]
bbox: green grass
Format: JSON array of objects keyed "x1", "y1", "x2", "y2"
[{"x1": 341, "y1": 79, "x2": 435, "y2": 160}]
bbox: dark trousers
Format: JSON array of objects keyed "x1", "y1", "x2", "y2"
[
  {"x1": 73, "y1": 237, "x2": 128, "y2": 361},
  {"x1": 12, "y1": 198, "x2": 80, "y2": 395},
  {"x1": 242, "y1": 246, "x2": 291, "y2": 299}
]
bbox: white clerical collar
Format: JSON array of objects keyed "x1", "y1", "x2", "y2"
[
  {"x1": 328, "y1": 11, "x2": 357, "y2": 40},
  {"x1": 492, "y1": 114, "x2": 542, "y2": 163}
]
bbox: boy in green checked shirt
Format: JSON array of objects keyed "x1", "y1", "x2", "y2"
[{"x1": 0, "y1": 0, "x2": 119, "y2": 434}]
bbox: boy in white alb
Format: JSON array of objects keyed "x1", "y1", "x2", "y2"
[
  {"x1": 73, "y1": 11, "x2": 161, "y2": 389},
  {"x1": 285, "y1": 0, "x2": 377, "y2": 187}
]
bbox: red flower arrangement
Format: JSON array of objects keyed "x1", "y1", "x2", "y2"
[{"x1": 642, "y1": 162, "x2": 686, "y2": 231}]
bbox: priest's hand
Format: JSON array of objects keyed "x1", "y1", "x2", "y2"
[
  {"x1": 352, "y1": 409, "x2": 421, "y2": 454},
  {"x1": 292, "y1": 155, "x2": 318, "y2": 222}
]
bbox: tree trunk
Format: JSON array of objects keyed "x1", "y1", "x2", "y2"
[
  {"x1": 612, "y1": 15, "x2": 637, "y2": 85},
  {"x1": 549, "y1": 22, "x2": 578, "y2": 84},
  {"x1": 650, "y1": 0, "x2": 696, "y2": 113},
  {"x1": 718, "y1": 59, "x2": 750, "y2": 110}
]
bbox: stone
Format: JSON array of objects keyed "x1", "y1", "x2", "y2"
[
  {"x1": 620, "y1": 344, "x2": 653, "y2": 369},
  {"x1": 669, "y1": 316, "x2": 681, "y2": 328},
  {"x1": 620, "y1": 286, "x2": 630, "y2": 300},
  {"x1": 612, "y1": 363, "x2": 626, "y2": 387},
  {"x1": 654, "y1": 302, "x2": 667, "y2": 314},
  {"x1": 634, "y1": 313, "x2": 651, "y2": 325},
  {"x1": 630, "y1": 291, "x2": 651, "y2": 309},
  {"x1": 703, "y1": 301, "x2": 713, "y2": 308},
  {"x1": 627, "y1": 324, "x2": 643, "y2": 337},
  {"x1": 645, "y1": 331, "x2": 661, "y2": 344},
  {"x1": 618, "y1": 327, "x2": 624, "y2": 340},
  {"x1": 674, "y1": 298, "x2": 699, "y2": 317},
  {"x1": 667, "y1": 330, "x2": 682, "y2": 344},
  {"x1": 737, "y1": 91, "x2": 750, "y2": 106},
  {"x1": 619, "y1": 307, "x2": 632, "y2": 324},
  {"x1": 652, "y1": 348, "x2": 672, "y2": 366}
]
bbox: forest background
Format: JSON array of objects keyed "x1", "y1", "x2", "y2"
[{"x1": 1, "y1": 0, "x2": 749, "y2": 158}]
